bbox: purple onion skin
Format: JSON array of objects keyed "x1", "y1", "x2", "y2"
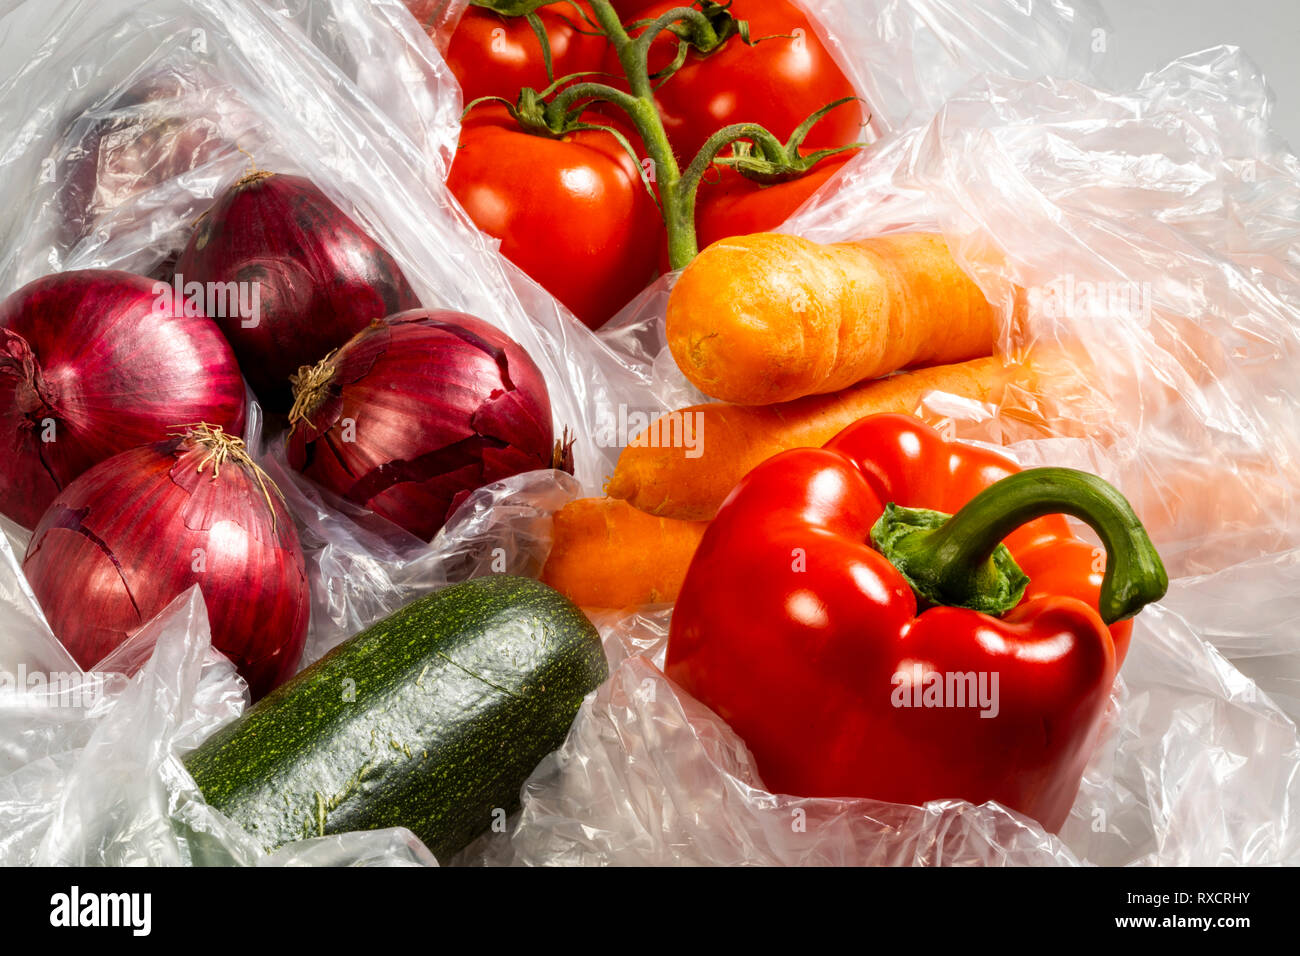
[
  {"x1": 0, "y1": 269, "x2": 247, "y2": 530},
  {"x1": 55, "y1": 73, "x2": 234, "y2": 258},
  {"x1": 287, "y1": 310, "x2": 554, "y2": 542},
  {"x1": 23, "y1": 436, "x2": 310, "y2": 700},
  {"x1": 177, "y1": 173, "x2": 421, "y2": 411}
]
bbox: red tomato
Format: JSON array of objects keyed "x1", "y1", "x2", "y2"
[
  {"x1": 445, "y1": 2, "x2": 610, "y2": 104},
  {"x1": 404, "y1": 0, "x2": 460, "y2": 44},
  {"x1": 610, "y1": 0, "x2": 660, "y2": 17},
  {"x1": 448, "y1": 105, "x2": 663, "y2": 329},
  {"x1": 607, "y1": 0, "x2": 864, "y2": 161},
  {"x1": 694, "y1": 154, "x2": 852, "y2": 251}
]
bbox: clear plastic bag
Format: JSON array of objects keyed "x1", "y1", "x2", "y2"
[
  {"x1": 1, "y1": 0, "x2": 1299, "y2": 866},
  {"x1": 0, "y1": 586, "x2": 439, "y2": 865}
]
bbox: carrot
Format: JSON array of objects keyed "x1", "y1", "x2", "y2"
[
  {"x1": 666, "y1": 232, "x2": 999, "y2": 405},
  {"x1": 606, "y1": 356, "x2": 1041, "y2": 522},
  {"x1": 541, "y1": 497, "x2": 709, "y2": 608}
]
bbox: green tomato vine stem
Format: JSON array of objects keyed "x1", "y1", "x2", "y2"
[
  {"x1": 469, "y1": 0, "x2": 864, "y2": 271},
  {"x1": 584, "y1": 1, "x2": 720, "y2": 270}
]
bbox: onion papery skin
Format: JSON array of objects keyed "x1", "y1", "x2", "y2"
[
  {"x1": 22, "y1": 431, "x2": 310, "y2": 700},
  {"x1": 176, "y1": 172, "x2": 421, "y2": 411},
  {"x1": 287, "y1": 310, "x2": 555, "y2": 542},
  {"x1": 54, "y1": 71, "x2": 247, "y2": 261},
  {"x1": 0, "y1": 269, "x2": 247, "y2": 530}
]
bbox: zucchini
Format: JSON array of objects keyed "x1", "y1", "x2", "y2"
[{"x1": 183, "y1": 575, "x2": 607, "y2": 861}]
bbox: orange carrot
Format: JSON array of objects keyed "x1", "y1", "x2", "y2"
[
  {"x1": 542, "y1": 497, "x2": 709, "y2": 608},
  {"x1": 606, "y1": 356, "x2": 1037, "y2": 522},
  {"x1": 666, "y1": 232, "x2": 999, "y2": 405}
]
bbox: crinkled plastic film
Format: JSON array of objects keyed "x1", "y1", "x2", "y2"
[{"x1": 0, "y1": 0, "x2": 1297, "y2": 866}]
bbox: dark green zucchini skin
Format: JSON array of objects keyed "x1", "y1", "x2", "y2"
[{"x1": 183, "y1": 575, "x2": 606, "y2": 862}]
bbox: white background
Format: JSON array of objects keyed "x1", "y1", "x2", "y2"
[{"x1": 1100, "y1": 0, "x2": 1300, "y2": 149}]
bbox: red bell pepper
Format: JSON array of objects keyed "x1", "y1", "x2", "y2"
[{"x1": 666, "y1": 413, "x2": 1167, "y2": 832}]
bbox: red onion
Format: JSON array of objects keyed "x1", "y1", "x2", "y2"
[
  {"x1": 286, "y1": 310, "x2": 561, "y2": 541},
  {"x1": 55, "y1": 72, "x2": 248, "y2": 262},
  {"x1": 22, "y1": 424, "x2": 309, "y2": 700},
  {"x1": 176, "y1": 171, "x2": 421, "y2": 411},
  {"x1": 0, "y1": 269, "x2": 247, "y2": 530}
]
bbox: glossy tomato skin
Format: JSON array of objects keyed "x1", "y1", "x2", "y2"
[
  {"x1": 610, "y1": 0, "x2": 660, "y2": 16},
  {"x1": 445, "y1": 2, "x2": 609, "y2": 104},
  {"x1": 609, "y1": 0, "x2": 863, "y2": 161},
  {"x1": 448, "y1": 105, "x2": 662, "y2": 329},
  {"x1": 694, "y1": 154, "x2": 852, "y2": 252}
]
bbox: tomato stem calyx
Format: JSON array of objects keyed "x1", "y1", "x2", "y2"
[
  {"x1": 713, "y1": 98, "x2": 866, "y2": 184},
  {"x1": 474, "y1": 0, "x2": 865, "y2": 270}
]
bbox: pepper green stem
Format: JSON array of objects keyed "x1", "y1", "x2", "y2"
[{"x1": 871, "y1": 467, "x2": 1168, "y2": 625}]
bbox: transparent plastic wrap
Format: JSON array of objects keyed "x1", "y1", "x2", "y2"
[
  {"x1": 0, "y1": 0, "x2": 1298, "y2": 867},
  {"x1": 0, "y1": 584, "x2": 436, "y2": 866},
  {"x1": 798, "y1": 0, "x2": 1117, "y2": 136},
  {"x1": 257, "y1": 420, "x2": 584, "y2": 664},
  {"x1": 468, "y1": 534, "x2": 1300, "y2": 866},
  {"x1": 0, "y1": 0, "x2": 653, "y2": 491},
  {"x1": 466, "y1": 38, "x2": 1300, "y2": 864},
  {"x1": 781, "y1": 52, "x2": 1300, "y2": 578},
  {"x1": 400, "y1": 0, "x2": 468, "y2": 54}
]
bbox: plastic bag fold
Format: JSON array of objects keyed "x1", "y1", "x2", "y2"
[{"x1": 1, "y1": 0, "x2": 1299, "y2": 866}]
